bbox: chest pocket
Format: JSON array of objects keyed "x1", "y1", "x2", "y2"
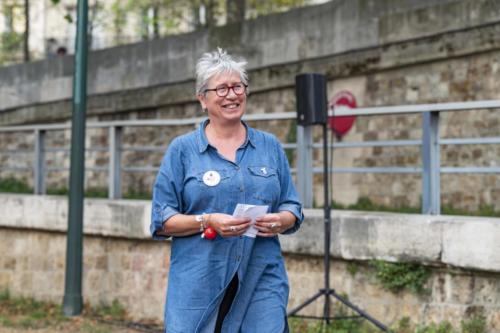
[{"x1": 248, "y1": 166, "x2": 280, "y2": 205}]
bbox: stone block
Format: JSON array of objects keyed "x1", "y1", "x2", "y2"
[
  {"x1": 441, "y1": 216, "x2": 500, "y2": 272},
  {"x1": 337, "y1": 211, "x2": 442, "y2": 263}
]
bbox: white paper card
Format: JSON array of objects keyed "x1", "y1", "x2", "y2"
[{"x1": 232, "y1": 203, "x2": 269, "y2": 238}]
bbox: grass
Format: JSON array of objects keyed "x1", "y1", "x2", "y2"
[
  {"x1": 0, "y1": 289, "x2": 490, "y2": 333},
  {"x1": 0, "y1": 289, "x2": 68, "y2": 329},
  {"x1": 0, "y1": 288, "x2": 138, "y2": 332}
]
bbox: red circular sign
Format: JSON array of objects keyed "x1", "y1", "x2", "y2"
[{"x1": 328, "y1": 91, "x2": 357, "y2": 139}]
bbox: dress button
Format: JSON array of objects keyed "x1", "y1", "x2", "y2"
[{"x1": 240, "y1": 187, "x2": 244, "y2": 192}]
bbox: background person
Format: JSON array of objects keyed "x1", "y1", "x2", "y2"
[{"x1": 150, "y1": 48, "x2": 303, "y2": 333}]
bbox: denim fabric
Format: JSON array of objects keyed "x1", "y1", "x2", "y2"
[{"x1": 151, "y1": 120, "x2": 303, "y2": 333}]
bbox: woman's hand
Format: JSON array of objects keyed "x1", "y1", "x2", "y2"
[
  {"x1": 208, "y1": 213, "x2": 251, "y2": 237},
  {"x1": 254, "y1": 211, "x2": 296, "y2": 237}
]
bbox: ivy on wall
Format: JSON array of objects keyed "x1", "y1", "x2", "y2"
[{"x1": 370, "y1": 260, "x2": 431, "y2": 295}]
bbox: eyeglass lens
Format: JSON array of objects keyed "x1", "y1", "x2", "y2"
[{"x1": 216, "y1": 84, "x2": 245, "y2": 97}]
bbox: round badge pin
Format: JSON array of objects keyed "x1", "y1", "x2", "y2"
[{"x1": 202, "y1": 170, "x2": 221, "y2": 186}]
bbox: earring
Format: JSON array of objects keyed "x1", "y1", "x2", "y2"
[{"x1": 203, "y1": 107, "x2": 207, "y2": 113}]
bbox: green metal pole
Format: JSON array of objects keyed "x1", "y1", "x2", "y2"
[{"x1": 63, "y1": 0, "x2": 88, "y2": 316}]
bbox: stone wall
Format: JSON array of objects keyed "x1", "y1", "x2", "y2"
[
  {"x1": 1, "y1": 0, "x2": 500, "y2": 211},
  {"x1": 1, "y1": 194, "x2": 500, "y2": 330}
]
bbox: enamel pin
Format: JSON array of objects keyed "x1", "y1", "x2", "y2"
[{"x1": 203, "y1": 170, "x2": 221, "y2": 186}]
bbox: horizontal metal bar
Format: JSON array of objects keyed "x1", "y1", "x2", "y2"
[
  {"x1": 331, "y1": 100, "x2": 500, "y2": 117},
  {"x1": 1, "y1": 101, "x2": 499, "y2": 132},
  {"x1": 281, "y1": 143, "x2": 297, "y2": 149},
  {"x1": 121, "y1": 146, "x2": 166, "y2": 152},
  {"x1": 46, "y1": 166, "x2": 108, "y2": 172},
  {"x1": 441, "y1": 167, "x2": 500, "y2": 173},
  {"x1": 312, "y1": 139, "x2": 422, "y2": 149},
  {"x1": 122, "y1": 166, "x2": 159, "y2": 172},
  {"x1": 44, "y1": 147, "x2": 108, "y2": 153},
  {"x1": 0, "y1": 166, "x2": 32, "y2": 171},
  {"x1": 0, "y1": 112, "x2": 296, "y2": 133},
  {"x1": 0, "y1": 149, "x2": 33, "y2": 154},
  {"x1": 44, "y1": 147, "x2": 69, "y2": 153},
  {"x1": 242, "y1": 112, "x2": 296, "y2": 121},
  {"x1": 440, "y1": 137, "x2": 500, "y2": 145},
  {"x1": 86, "y1": 166, "x2": 108, "y2": 172},
  {"x1": 313, "y1": 167, "x2": 422, "y2": 174}
]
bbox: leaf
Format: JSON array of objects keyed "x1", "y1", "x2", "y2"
[{"x1": 64, "y1": 13, "x2": 73, "y2": 23}]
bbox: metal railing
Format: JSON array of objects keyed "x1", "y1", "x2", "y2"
[{"x1": 1, "y1": 100, "x2": 499, "y2": 215}]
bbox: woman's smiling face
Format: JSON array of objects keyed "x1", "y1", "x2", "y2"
[{"x1": 198, "y1": 71, "x2": 247, "y2": 125}]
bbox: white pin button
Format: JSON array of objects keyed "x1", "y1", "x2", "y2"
[
  {"x1": 203, "y1": 170, "x2": 221, "y2": 186},
  {"x1": 261, "y1": 167, "x2": 267, "y2": 175}
]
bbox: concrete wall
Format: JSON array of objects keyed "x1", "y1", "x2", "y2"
[
  {"x1": 1, "y1": 0, "x2": 500, "y2": 212},
  {"x1": 3, "y1": 0, "x2": 500, "y2": 117},
  {"x1": 1, "y1": 194, "x2": 500, "y2": 330}
]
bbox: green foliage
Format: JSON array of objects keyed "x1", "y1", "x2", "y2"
[
  {"x1": 332, "y1": 197, "x2": 500, "y2": 217},
  {"x1": 0, "y1": 290, "x2": 10, "y2": 302},
  {"x1": 46, "y1": 187, "x2": 108, "y2": 198},
  {"x1": 123, "y1": 188, "x2": 151, "y2": 200},
  {"x1": 415, "y1": 321, "x2": 455, "y2": 333},
  {"x1": 0, "y1": 178, "x2": 32, "y2": 193},
  {"x1": 90, "y1": 300, "x2": 126, "y2": 321},
  {"x1": 347, "y1": 197, "x2": 420, "y2": 214},
  {"x1": 442, "y1": 203, "x2": 499, "y2": 218},
  {"x1": 371, "y1": 260, "x2": 431, "y2": 295},
  {"x1": 346, "y1": 261, "x2": 359, "y2": 277},
  {"x1": 0, "y1": 292, "x2": 66, "y2": 329},
  {"x1": 247, "y1": 0, "x2": 310, "y2": 18},
  {"x1": 0, "y1": 291, "x2": 128, "y2": 330},
  {"x1": 0, "y1": 31, "x2": 23, "y2": 64},
  {"x1": 395, "y1": 317, "x2": 413, "y2": 333},
  {"x1": 461, "y1": 315, "x2": 486, "y2": 333}
]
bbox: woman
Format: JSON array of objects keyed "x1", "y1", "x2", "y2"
[{"x1": 150, "y1": 48, "x2": 303, "y2": 333}]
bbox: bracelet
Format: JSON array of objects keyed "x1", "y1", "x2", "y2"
[
  {"x1": 204, "y1": 214, "x2": 211, "y2": 230},
  {"x1": 196, "y1": 213, "x2": 211, "y2": 232}
]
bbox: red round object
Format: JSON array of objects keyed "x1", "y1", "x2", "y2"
[
  {"x1": 202, "y1": 227, "x2": 217, "y2": 240},
  {"x1": 328, "y1": 91, "x2": 357, "y2": 139}
]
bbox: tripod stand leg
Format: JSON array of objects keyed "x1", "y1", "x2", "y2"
[
  {"x1": 329, "y1": 290, "x2": 389, "y2": 331},
  {"x1": 287, "y1": 290, "x2": 325, "y2": 316}
]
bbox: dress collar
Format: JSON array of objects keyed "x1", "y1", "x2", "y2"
[{"x1": 197, "y1": 119, "x2": 256, "y2": 153}]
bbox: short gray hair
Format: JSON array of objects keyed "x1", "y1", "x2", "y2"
[{"x1": 195, "y1": 48, "x2": 248, "y2": 95}]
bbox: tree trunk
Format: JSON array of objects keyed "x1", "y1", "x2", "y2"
[
  {"x1": 204, "y1": 0, "x2": 216, "y2": 28},
  {"x1": 24, "y1": 0, "x2": 30, "y2": 62},
  {"x1": 153, "y1": 6, "x2": 160, "y2": 38},
  {"x1": 226, "y1": 0, "x2": 246, "y2": 24}
]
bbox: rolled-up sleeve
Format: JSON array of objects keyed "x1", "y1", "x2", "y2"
[
  {"x1": 150, "y1": 139, "x2": 184, "y2": 240},
  {"x1": 275, "y1": 139, "x2": 304, "y2": 235}
]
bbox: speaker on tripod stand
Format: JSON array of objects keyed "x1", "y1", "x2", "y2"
[{"x1": 288, "y1": 73, "x2": 388, "y2": 331}]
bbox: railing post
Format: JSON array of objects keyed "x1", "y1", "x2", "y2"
[
  {"x1": 422, "y1": 111, "x2": 440, "y2": 214},
  {"x1": 34, "y1": 129, "x2": 46, "y2": 194},
  {"x1": 108, "y1": 126, "x2": 122, "y2": 199},
  {"x1": 296, "y1": 125, "x2": 313, "y2": 208}
]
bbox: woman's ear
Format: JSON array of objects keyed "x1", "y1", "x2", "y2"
[{"x1": 197, "y1": 94, "x2": 207, "y2": 110}]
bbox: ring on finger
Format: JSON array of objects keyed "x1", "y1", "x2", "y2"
[
  {"x1": 270, "y1": 222, "x2": 276, "y2": 229},
  {"x1": 230, "y1": 226, "x2": 237, "y2": 232}
]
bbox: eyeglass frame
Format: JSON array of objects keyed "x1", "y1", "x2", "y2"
[{"x1": 203, "y1": 82, "x2": 248, "y2": 97}]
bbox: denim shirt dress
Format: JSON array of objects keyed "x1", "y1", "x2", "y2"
[{"x1": 150, "y1": 120, "x2": 304, "y2": 333}]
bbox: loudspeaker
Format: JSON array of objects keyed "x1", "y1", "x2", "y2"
[{"x1": 295, "y1": 73, "x2": 327, "y2": 126}]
